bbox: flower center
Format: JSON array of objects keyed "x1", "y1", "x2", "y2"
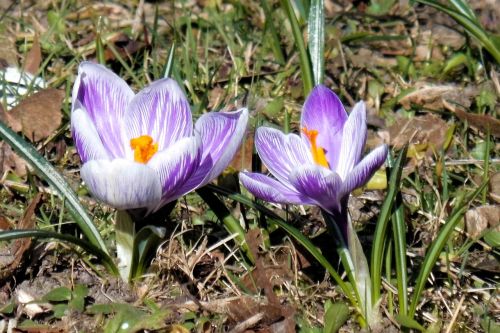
[
  {"x1": 130, "y1": 135, "x2": 158, "y2": 164},
  {"x1": 302, "y1": 127, "x2": 329, "y2": 168}
]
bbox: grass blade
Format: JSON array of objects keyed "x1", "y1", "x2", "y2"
[
  {"x1": 0, "y1": 229, "x2": 117, "y2": 275},
  {"x1": 0, "y1": 122, "x2": 109, "y2": 254},
  {"x1": 280, "y1": 0, "x2": 314, "y2": 94},
  {"x1": 449, "y1": 0, "x2": 478, "y2": 22},
  {"x1": 408, "y1": 179, "x2": 488, "y2": 317},
  {"x1": 308, "y1": 0, "x2": 324, "y2": 85},
  {"x1": 415, "y1": 0, "x2": 500, "y2": 63},
  {"x1": 391, "y1": 195, "x2": 408, "y2": 315},
  {"x1": 260, "y1": 0, "x2": 285, "y2": 65},
  {"x1": 163, "y1": 42, "x2": 176, "y2": 79},
  {"x1": 370, "y1": 145, "x2": 407, "y2": 305}
]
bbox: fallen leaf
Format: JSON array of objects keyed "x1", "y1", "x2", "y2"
[
  {"x1": 465, "y1": 205, "x2": 500, "y2": 239},
  {"x1": 399, "y1": 84, "x2": 477, "y2": 111},
  {"x1": 0, "y1": 141, "x2": 29, "y2": 177},
  {"x1": 8, "y1": 88, "x2": 64, "y2": 142},
  {"x1": 229, "y1": 132, "x2": 254, "y2": 172},
  {"x1": 229, "y1": 229, "x2": 296, "y2": 332},
  {"x1": 0, "y1": 193, "x2": 42, "y2": 281},
  {"x1": 490, "y1": 173, "x2": 500, "y2": 204},
  {"x1": 23, "y1": 34, "x2": 41, "y2": 75},
  {"x1": 388, "y1": 113, "x2": 448, "y2": 156},
  {"x1": 443, "y1": 100, "x2": 500, "y2": 138}
]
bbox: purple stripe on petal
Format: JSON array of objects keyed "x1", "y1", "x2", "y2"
[
  {"x1": 239, "y1": 172, "x2": 315, "y2": 205},
  {"x1": 301, "y1": 85, "x2": 348, "y2": 170},
  {"x1": 124, "y1": 78, "x2": 192, "y2": 152},
  {"x1": 340, "y1": 145, "x2": 388, "y2": 199},
  {"x1": 175, "y1": 108, "x2": 249, "y2": 193},
  {"x1": 72, "y1": 62, "x2": 133, "y2": 158},
  {"x1": 81, "y1": 159, "x2": 162, "y2": 210},
  {"x1": 336, "y1": 101, "x2": 367, "y2": 180},
  {"x1": 147, "y1": 135, "x2": 202, "y2": 209},
  {"x1": 288, "y1": 165, "x2": 342, "y2": 212},
  {"x1": 255, "y1": 127, "x2": 313, "y2": 186},
  {"x1": 196, "y1": 108, "x2": 248, "y2": 185}
]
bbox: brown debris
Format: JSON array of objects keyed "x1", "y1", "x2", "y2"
[
  {"x1": 465, "y1": 205, "x2": 500, "y2": 239},
  {"x1": 388, "y1": 113, "x2": 448, "y2": 156},
  {"x1": 399, "y1": 84, "x2": 477, "y2": 111},
  {"x1": 6, "y1": 88, "x2": 64, "y2": 142},
  {"x1": 490, "y1": 173, "x2": 500, "y2": 204},
  {"x1": 0, "y1": 193, "x2": 42, "y2": 281},
  {"x1": 23, "y1": 34, "x2": 41, "y2": 75},
  {"x1": 226, "y1": 229, "x2": 295, "y2": 332},
  {"x1": 444, "y1": 100, "x2": 500, "y2": 138}
]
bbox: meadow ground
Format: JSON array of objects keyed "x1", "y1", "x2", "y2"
[{"x1": 0, "y1": 0, "x2": 498, "y2": 332}]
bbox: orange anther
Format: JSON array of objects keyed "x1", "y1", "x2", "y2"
[
  {"x1": 302, "y1": 127, "x2": 329, "y2": 168},
  {"x1": 130, "y1": 135, "x2": 158, "y2": 164}
]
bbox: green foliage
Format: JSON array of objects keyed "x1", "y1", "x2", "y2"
[
  {"x1": 371, "y1": 145, "x2": 408, "y2": 304},
  {"x1": 416, "y1": 0, "x2": 500, "y2": 63},
  {"x1": 324, "y1": 301, "x2": 350, "y2": 333},
  {"x1": 41, "y1": 284, "x2": 89, "y2": 319}
]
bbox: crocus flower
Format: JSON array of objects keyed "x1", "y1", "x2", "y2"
[
  {"x1": 72, "y1": 62, "x2": 248, "y2": 212},
  {"x1": 239, "y1": 85, "x2": 388, "y2": 236}
]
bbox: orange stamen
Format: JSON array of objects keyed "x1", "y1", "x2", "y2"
[
  {"x1": 130, "y1": 135, "x2": 158, "y2": 164},
  {"x1": 302, "y1": 127, "x2": 329, "y2": 168}
]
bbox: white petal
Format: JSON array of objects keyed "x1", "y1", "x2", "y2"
[
  {"x1": 71, "y1": 106, "x2": 110, "y2": 163},
  {"x1": 81, "y1": 159, "x2": 162, "y2": 210}
]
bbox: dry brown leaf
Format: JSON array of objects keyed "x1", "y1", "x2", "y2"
[
  {"x1": 0, "y1": 28, "x2": 18, "y2": 67},
  {"x1": 465, "y1": 205, "x2": 500, "y2": 239},
  {"x1": 230, "y1": 133, "x2": 254, "y2": 172},
  {"x1": 399, "y1": 84, "x2": 477, "y2": 111},
  {"x1": 0, "y1": 141, "x2": 29, "y2": 177},
  {"x1": 8, "y1": 88, "x2": 64, "y2": 142},
  {"x1": 388, "y1": 113, "x2": 448, "y2": 156},
  {"x1": 490, "y1": 173, "x2": 500, "y2": 204},
  {"x1": 0, "y1": 193, "x2": 42, "y2": 281},
  {"x1": 225, "y1": 229, "x2": 295, "y2": 332},
  {"x1": 24, "y1": 34, "x2": 41, "y2": 75},
  {"x1": 444, "y1": 102, "x2": 500, "y2": 138}
]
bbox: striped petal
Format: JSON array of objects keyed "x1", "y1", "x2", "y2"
[
  {"x1": 239, "y1": 172, "x2": 315, "y2": 205},
  {"x1": 288, "y1": 165, "x2": 342, "y2": 212},
  {"x1": 71, "y1": 105, "x2": 109, "y2": 163},
  {"x1": 147, "y1": 135, "x2": 202, "y2": 209},
  {"x1": 124, "y1": 78, "x2": 192, "y2": 153},
  {"x1": 301, "y1": 85, "x2": 348, "y2": 170},
  {"x1": 255, "y1": 127, "x2": 313, "y2": 185},
  {"x1": 340, "y1": 145, "x2": 388, "y2": 199},
  {"x1": 72, "y1": 62, "x2": 133, "y2": 158},
  {"x1": 336, "y1": 101, "x2": 367, "y2": 180},
  {"x1": 81, "y1": 159, "x2": 162, "y2": 210},
  {"x1": 176, "y1": 108, "x2": 249, "y2": 193}
]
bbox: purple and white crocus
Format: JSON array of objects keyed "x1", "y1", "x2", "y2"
[
  {"x1": 239, "y1": 85, "x2": 388, "y2": 236},
  {"x1": 72, "y1": 62, "x2": 248, "y2": 213}
]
